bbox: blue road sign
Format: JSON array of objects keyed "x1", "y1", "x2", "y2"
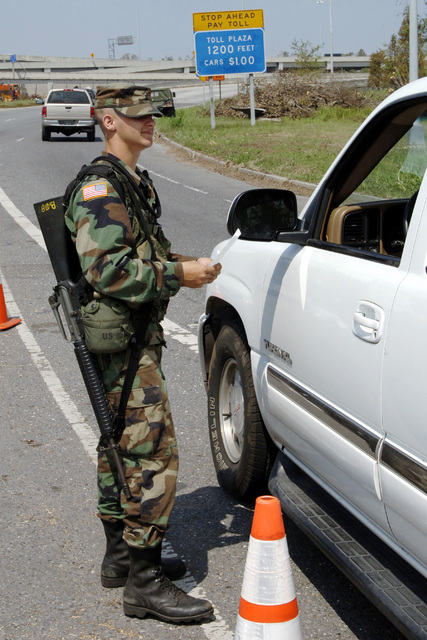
[
  {"x1": 10, "y1": 54, "x2": 17, "y2": 63},
  {"x1": 195, "y1": 28, "x2": 265, "y2": 76}
]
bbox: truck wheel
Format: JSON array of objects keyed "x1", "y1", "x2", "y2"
[
  {"x1": 207, "y1": 321, "x2": 275, "y2": 501},
  {"x1": 41, "y1": 127, "x2": 50, "y2": 141},
  {"x1": 87, "y1": 127, "x2": 95, "y2": 141}
]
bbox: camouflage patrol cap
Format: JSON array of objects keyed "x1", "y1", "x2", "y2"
[{"x1": 94, "y1": 84, "x2": 163, "y2": 118}]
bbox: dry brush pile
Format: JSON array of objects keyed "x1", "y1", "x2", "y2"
[{"x1": 215, "y1": 72, "x2": 379, "y2": 119}]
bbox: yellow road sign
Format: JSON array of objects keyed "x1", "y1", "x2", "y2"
[{"x1": 193, "y1": 9, "x2": 264, "y2": 32}]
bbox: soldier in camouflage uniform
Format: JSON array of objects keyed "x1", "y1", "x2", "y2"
[{"x1": 65, "y1": 84, "x2": 220, "y2": 624}]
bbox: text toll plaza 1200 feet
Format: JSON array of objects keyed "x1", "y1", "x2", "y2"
[{"x1": 193, "y1": 10, "x2": 266, "y2": 77}]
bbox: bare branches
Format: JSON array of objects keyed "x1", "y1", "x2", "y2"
[{"x1": 215, "y1": 73, "x2": 375, "y2": 120}]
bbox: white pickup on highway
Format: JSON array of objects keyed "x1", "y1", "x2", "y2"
[{"x1": 41, "y1": 87, "x2": 96, "y2": 141}]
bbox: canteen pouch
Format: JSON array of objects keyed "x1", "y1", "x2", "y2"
[{"x1": 81, "y1": 298, "x2": 134, "y2": 354}]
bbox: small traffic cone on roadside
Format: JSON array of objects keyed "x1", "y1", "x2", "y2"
[
  {"x1": 0, "y1": 279, "x2": 21, "y2": 330},
  {"x1": 235, "y1": 495, "x2": 303, "y2": 639}
]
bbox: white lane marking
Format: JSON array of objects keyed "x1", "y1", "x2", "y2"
[
  {"x1": 163, "y1": 317, "x2": 199, "y2": 352},
  {"x1": 183, "y1": 183, "x2": 209, "y2": 194},
  {"x1": 0, "y1": 187, "x2": 46, "y2": 249},
  {"x1": 150, "y1": 170, "x2": 209, "y2": 195},
  {"x1": 0, "y1": 192, "x2": 234, "y2": 640},
  {"x1": 1, "y1": 272, "x2": 99, "y2": 464},
  {"x1": 17, "y1": 138, "x2": 25, "y2": 142},
  {"x1": 150, "y1": 171, "x2": 180, "y2": 185}
]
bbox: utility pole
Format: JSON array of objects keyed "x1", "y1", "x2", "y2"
[
  {"x1": 317, "y1": 0, "x2": 324, "y2": 48},
  {"x1": 329, "y1": 0, "x2": 334, "y2": 73},
  {"x1": 136, "y1": 0, "x2": 141, "y2": 59},
  {"x1": 409, "y1": 0, "x2": 418, "y2": 82},
  {"x1": 108, "y1": 39, "x2": 115, "y2": 60}
]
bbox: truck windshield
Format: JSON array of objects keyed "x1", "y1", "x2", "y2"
[{"x1": 48, "y1": 91, "x2": 89, "y2": 104}]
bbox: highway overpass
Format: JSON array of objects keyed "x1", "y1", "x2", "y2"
[{"x1": 0, "y1": 53, "x2": 370, "y2": 95}]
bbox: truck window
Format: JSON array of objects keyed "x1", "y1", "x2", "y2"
[
  {"x1": 344, "y1": 116, "x2": 426, "y2": 203},
  {"x1": 321, "y1": 105, "x2": 427, "y2": 261},
  {"x1": 48, "y1": 91, "x2": 90, "y2": 105}
]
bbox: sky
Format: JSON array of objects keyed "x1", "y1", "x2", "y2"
[{"x1": 1, "y1": 0, "x2": 424, "y2": 62}]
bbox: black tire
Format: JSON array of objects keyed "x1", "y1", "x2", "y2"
[
  {"x1": 207, "y1": 321, "x2": 275, "y2": 501},
  {"x1": 41, "y1": 127, "x2": 50, "y2": 141},
  {"x1": 87, "y1": 127, "x2": 95, "y2": 141}
]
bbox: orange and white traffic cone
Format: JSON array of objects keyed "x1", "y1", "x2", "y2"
[
  {"x1": 235, "y1": 495, "x2": 303, "y2": 639},
  {"x1": 0, "y1": 278, "x2": 21, "y2": 330}
]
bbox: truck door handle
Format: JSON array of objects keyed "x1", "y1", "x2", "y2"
[
  {"x1": 353, "y1": 312, "x2": 380, "y2": 330},
  {"x1": 353, "y1": 301, "x2": 384, "y2": 344}
]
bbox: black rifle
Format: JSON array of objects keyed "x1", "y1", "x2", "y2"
[{"x1": 34, "y1": 195, "x2": 131, "y2": 500}]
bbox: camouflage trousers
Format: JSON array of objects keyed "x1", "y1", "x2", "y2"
[{"x1": 96, "y1": 342, "x2": 178, "y2": 549}]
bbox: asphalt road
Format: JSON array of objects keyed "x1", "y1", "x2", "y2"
[{"x1": 0, "y1": 106, "x2": 406, "y2": 640}]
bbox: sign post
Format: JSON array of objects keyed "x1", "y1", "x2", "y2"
[
  {"x1": 209, "y1": 77, "x2": 216, "y2": 129},
  {"x1": 193, "y1": 10, "x2": 266, "y2": 127},
  {"x1": 10, "y1": 54, "x2": 16, "y2": 80},
  {"x1": 249, "y1": 74, "x2": 256, "y2": 126},
  {"x1": 108, "y1": 35, "x2": 133, "y2": 60}
]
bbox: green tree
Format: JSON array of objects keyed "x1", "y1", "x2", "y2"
[
  {"x1": 291, "y1": 39, "x2": 323, "y2": 73},
  {"x1": 369, "y1": 6, "x2": 427, "y2": 88}
]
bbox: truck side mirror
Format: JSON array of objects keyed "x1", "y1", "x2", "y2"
[{"x1": 226, "y1": 188, "x2": 298, "y2": 240}]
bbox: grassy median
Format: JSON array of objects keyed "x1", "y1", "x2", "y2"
[
  {"x1": 156, "y1": 104, "x2": 373, "y2": 186},
  {"x1": 0, "y1": 99, "x2": 38, "y2": 108}
]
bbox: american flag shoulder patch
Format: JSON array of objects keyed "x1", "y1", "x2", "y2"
[{"x1": 82, "y1": 181, "x2": 108, "y2": 201}]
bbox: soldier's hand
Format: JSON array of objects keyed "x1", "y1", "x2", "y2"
[{"x1": 181, "y1": 259, "x2": 221, "y2": 289}]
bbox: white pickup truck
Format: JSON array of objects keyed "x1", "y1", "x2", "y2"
[
  {"x1": 41, "y1": 88, "x2": 96, "y2": 141},
  {"x1": 198, "y1": 78, "x2": 427, "y2": 638}
]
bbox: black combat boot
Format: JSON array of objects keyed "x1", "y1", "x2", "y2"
[
  {"x1": 101, "y1": 520, "x2": 187, "y2": 587},
  {"x1": 101, "y1": 519, "x2": 130, "y2": 588},
  {"x1": 123, "y1": 545, "x2": 214, "y2": 624}
]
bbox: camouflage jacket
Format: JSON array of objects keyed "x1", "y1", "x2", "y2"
[{"x1": 65, "y1": 153, "x2": 185, "y2": 324}]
